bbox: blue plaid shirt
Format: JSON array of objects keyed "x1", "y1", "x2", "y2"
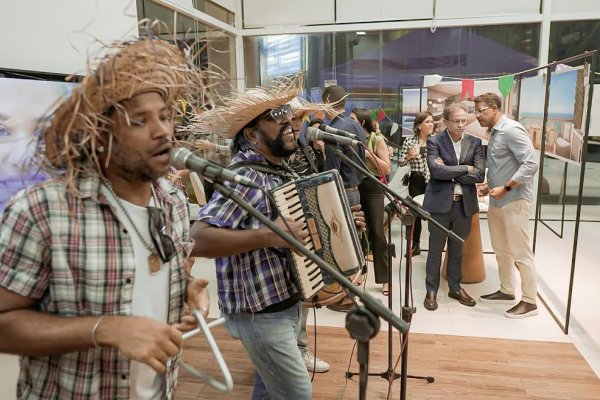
[{"x1": 196, "y1": 149, "x2": 298, "y2": 314}]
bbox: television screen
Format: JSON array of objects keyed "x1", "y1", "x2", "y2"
[{"x1": 0, "y1": 78, "x2": 73, "y2": 215}]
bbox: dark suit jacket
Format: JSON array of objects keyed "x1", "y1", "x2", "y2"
[
  {"x1": 323, "y1": 114, "x2": 366, "y2": 188},
  {"x1": 422, "y1": 130, "x2": 485, "y2": 217}
]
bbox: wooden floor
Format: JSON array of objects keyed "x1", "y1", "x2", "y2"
[{"x1": 177, "y1": 324, "x2": 600, "y2": 400}]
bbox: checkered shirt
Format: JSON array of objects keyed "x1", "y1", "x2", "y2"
[
  {"x1": 0, "y1": 174, "x2": 192, "y2": 400},
  {"x1": 398, "y1": 135, "x2": 431, "y2": 182}
]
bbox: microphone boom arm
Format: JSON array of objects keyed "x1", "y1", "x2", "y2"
[
  {"x1": 334, "y1": 148, "x2": 464, "y2": 245},
  {"x1": 211, "y1": 182, "x2": 410, "y2": 334}
]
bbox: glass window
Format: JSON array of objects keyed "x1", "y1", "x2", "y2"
[
  {"x1": 192, "y1": 0, "x2": 235, "y2": 26},
  {"x1": 137, "y1": 0, "x2": 237, "y2": 96},
  {"x1": 244, "y1": 23, "x2": 540, "y2": 132},
  {"x1": 549, "y1": 19, "x2": 600, "y2": 75},
  {"x1": 261, "y1": 35, "x2": 303, "y2": 83}
]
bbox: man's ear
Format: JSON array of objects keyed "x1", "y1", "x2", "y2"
[{"x1": 243, "y1": 125, "x2": 257, "y2": 145}]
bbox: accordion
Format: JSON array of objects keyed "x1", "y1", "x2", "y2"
[{"x1": 272, "y1": 170, "x2": 364, "y2": 301}]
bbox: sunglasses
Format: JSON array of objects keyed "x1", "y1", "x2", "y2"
[
  {"x1": 257, "y1": 104, "x2": 294, "y2": 124},
  {"x1": 148, "y1": 207, "x2": 177, "y2": 263}
]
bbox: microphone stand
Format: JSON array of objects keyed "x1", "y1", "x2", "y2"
[
  {"x1": 334, "y1": 148, "x2": 463, "y2": 399},
  {"x1": 211, "y1": 181, "x2": 409, "y2": 400}
]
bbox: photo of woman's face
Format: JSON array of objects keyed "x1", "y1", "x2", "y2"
[{"x1": 0, "y1": 78, "x2": 72, "y2": 214}]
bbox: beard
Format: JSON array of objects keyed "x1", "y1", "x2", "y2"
[
  {"x1": 106, "y1": 139, "x2": 167, "y2": 182},
  {"x1": 262, "y1": 124, "x2": 298, "y2": 158}
]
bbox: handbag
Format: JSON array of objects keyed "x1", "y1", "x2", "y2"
[{"x1": 401, "y1": 172, "x2": 410, "y2": 186}]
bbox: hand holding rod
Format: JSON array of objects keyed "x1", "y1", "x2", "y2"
[
  {"x1": 211, "y1": 182, "x2": 410, "y2": 334},
  {"x1": 179, "y1": 312, "x2": 233, "y2": 392},
  {"x1": 334, "y1": 148, "x2": 464, "y2": 245}
]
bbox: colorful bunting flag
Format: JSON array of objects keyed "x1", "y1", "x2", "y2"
[
  {"x1": 376, "y1": 110, "x2": 386, "y2": 122},
  {"x1": 498, "y1": 75, "x2": 515, "y2": 98},
  {"x1": 461, "y1": 79, "x2": 475, "y2": 100}
]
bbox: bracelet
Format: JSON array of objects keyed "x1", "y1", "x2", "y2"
[{"x1": 91, "y1": 315, "x2": 107, "y2": 348}]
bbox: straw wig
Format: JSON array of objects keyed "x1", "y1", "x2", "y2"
[
  {"x1": 42, "y1": 35, "x2": 204, "y2": 191},
  {"x1": 195, "y1": 75, "x2": 305, "y2": 139}
]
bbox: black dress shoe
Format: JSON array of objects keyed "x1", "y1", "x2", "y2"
[
  {"x1": 448, "y1": 288, "x2": 476, "y2": 307},
  {"x1": 423, "y1": 292, "x2": 438, "y2": 311}
]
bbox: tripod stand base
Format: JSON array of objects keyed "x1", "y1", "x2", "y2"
[
  {"x1": 346, "y1": 369, "x2": 401, "y2": 381},
  {"x1": 346, "y1": 371, "x2": 434, "y2": 383},
  {"x1": 407, "y1": 374, "x2": 435, "y2": 383}
]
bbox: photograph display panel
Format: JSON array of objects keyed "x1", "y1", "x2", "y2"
[{"x1": 0, "y1": 78, "x2": 73, "y2": 215}]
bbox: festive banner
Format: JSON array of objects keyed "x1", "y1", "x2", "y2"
[
  {"x1": 498, "y1": 75, "x2": 515, "y2": 98},
  {"x1": 461, "y1": 79, "x2": 475, "y2": 100}
]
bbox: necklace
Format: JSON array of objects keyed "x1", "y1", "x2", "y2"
[{"x1": 103, "y1": 180, "x2": 162, "y2": 274}]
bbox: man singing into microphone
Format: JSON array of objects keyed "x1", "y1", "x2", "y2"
[
  {"x1": 0, "y1": 35, "x2": 209, "y2": 399},
  {"x1": 191, "y1": 76, "x2": 365, "y2": 399}
]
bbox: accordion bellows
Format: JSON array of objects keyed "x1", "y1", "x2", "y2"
[{"x1": 272, "y1": 170, "x2": 364, "y2": 301}]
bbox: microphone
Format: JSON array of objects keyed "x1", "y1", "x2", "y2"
[
  {"x1": 170, "y1": 148, "x2": 259, "y2": 189},
  {"x1": 305, "y1": 127, "x2": 363, "y2": 147},
  {"x1": 318, "y1": 124, "x2": 358, "y2": 139}
]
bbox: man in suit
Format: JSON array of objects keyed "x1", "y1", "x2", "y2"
[{"x1": 422, "y1": 103, "x2": 485, "y2": 311}]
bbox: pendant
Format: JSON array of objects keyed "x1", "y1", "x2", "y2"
[{"x1": 148, "y1": 252, "x2": 162, "y2": 274}]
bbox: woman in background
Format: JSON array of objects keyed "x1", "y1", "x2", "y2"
[
  {"x1": 352, "y1": 108, "x2": 391, "y2": 295},
  {"x1": 398, "y1": 111, "x2": 434, "y2": 256}
]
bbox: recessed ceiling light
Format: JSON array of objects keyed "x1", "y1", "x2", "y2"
[{"x1": 356, "y1": 31, "x2": 366, "y2": 35}]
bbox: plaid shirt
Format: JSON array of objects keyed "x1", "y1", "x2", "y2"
[
  {"x1": 197, "y1": 148, "x2": 298, "y2": 314},
  {"x1": 0, "y1": 174, "x2": 191, "y2": 400},
  {"x1": 398, "y1": 134, "x2": 431, "y2": 182}
]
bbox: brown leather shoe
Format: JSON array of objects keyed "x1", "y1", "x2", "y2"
[
  {"x1": 505, "y1": 301, "x2": 538, "y2": 319},
  {"x1": 423, "y1": 292, "x2": 438, "y2": 311},
  {"x1": 448, "y1": 288, "x2": 476, "y2": 307},
  {"x1": 480, "y1": 290, "x2": 516, "y2": 304}
]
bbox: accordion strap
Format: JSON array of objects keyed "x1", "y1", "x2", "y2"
[{"x1": 228, "y1": 160, "x2": 297, "y2": 181}]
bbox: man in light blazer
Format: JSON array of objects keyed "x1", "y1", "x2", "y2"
[{"x1": 422, "y1": 103, "x2": 485, "y2": 311}]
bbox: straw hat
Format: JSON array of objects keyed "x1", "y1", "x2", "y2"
[
  {"x1": 288, "y1": 96, "x2": 333, "y2": 119},
  {"x1": 43, "y1": 35, "x2": 204, "y2": 175},
  {"x1": 195, "y1": 75, "x2": 304, "y2": 139}
]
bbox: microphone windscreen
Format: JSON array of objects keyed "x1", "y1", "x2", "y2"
[{"x1": 170, "y1": 147, "x2": 191, "y2": 170}]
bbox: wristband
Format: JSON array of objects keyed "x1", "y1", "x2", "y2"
[{"x1": 91, "y1": 315, "x2": 107, "y2": 348}]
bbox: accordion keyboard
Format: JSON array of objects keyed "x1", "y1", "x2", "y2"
[{"x1": 273, "y1": 184, "x2": 325, "y2": 299}]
